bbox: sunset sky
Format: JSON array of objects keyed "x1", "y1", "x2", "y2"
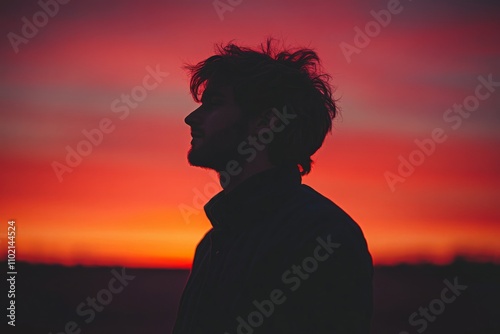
[{"x1": 1, "y1": 0, "x2": 499, "y2": 268}]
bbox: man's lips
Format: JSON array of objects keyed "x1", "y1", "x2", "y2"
[{"x1": 190, "y1": 130, "x2": 204, "y2": 138}]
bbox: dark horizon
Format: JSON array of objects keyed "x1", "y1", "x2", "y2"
[
  {"x1": 4, "y1": 254, "x2": 500, "y2": 270},
  {"x1": 7, "y1": 259, "x2": 500, "y2": 333}
]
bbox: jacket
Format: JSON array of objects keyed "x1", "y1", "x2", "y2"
[{"x1": 173, "y1": 165, "x2": 373, "y2": 333}]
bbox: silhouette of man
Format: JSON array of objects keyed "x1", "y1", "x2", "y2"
[{"x1": 173, "y1": 39, "x2": 372, "y2": 333}]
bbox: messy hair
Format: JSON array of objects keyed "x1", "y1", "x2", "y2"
[{"x1": 184, "y1": 38, "x2": 338, "y2": 175}]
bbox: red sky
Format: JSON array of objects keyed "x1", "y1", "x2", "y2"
[{"x1": 1, "y1": 0, "x2": 499, "y2": 268}]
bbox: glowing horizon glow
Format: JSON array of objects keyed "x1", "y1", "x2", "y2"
[{"x1": 1, "y1": 0, "x2": 499, "y2": 268}]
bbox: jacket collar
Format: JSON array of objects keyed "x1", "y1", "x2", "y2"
[{"x1": 204, "y1": 165, "x2": 302, "y2": 230}]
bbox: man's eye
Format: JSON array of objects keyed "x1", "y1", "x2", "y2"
[{"x1": 206, "y1": 99, "x2": 223, "y2": 105}]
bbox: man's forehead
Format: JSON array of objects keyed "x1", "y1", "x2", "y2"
[{"x1": 202, "y1": 82, "x2": 233, "y2": 98}]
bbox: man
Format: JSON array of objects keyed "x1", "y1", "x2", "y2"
[{"x1": 173, "y1": 40, "x2": 372, "y2": 333}]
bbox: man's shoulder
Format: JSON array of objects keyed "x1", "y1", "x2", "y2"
[
  {"x1": 279, "y1": 183, "x2": 368, "y2": 248},
  {"x1": 296, "y1": 184, "x2": 347, "y2": 210},
  {"x1": 288, "y1": 184, "x2": 357, "y2": 225}
]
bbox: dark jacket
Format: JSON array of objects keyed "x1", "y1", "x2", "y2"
[{"x1": 173, "y1": 165, "x2": 373, "y2": 333}]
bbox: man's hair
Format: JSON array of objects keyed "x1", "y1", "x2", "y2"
[{"x1": 185, "y1": 39, "x2": 338, "y2": 175}]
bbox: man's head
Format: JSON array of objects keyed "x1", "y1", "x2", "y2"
[{"x1": 184, "y1": 39, "x2": 338, "y2": 175}]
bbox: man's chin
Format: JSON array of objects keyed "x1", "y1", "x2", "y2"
[
  {"x1": 187, "y1": 149, "x2": 221, "y2": 170},
  {"x1": 187, "y1": 147, "x2": 239, "y2": 171}
]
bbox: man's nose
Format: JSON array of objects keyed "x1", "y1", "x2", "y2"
[{"x1": 184, "y1": 106, "x2": 201, "y2": 126}]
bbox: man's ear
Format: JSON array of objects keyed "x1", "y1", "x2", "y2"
[{"x1": 248, "y1": 108, "x2": 279, "y2": 134}]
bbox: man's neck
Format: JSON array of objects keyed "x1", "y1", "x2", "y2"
[{"x1": 218, "y1": 160, "x2": 276, "y2": 193}]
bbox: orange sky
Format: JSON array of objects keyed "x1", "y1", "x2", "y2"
[{"x1": 1, "y1": 0, "x2": 499, "y2": 268}]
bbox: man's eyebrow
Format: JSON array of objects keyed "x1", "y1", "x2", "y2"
[{"x1": 201, "y1": 89, "x2": 225, "y2": 101}]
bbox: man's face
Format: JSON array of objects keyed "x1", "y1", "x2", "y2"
[{"x1": 184, "y1": 83, "x2": 248, "y2": 170}]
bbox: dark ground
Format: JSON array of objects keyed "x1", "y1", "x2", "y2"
[{"x1": 2, "y1": 259, "x2": 499, "y2": 334}]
